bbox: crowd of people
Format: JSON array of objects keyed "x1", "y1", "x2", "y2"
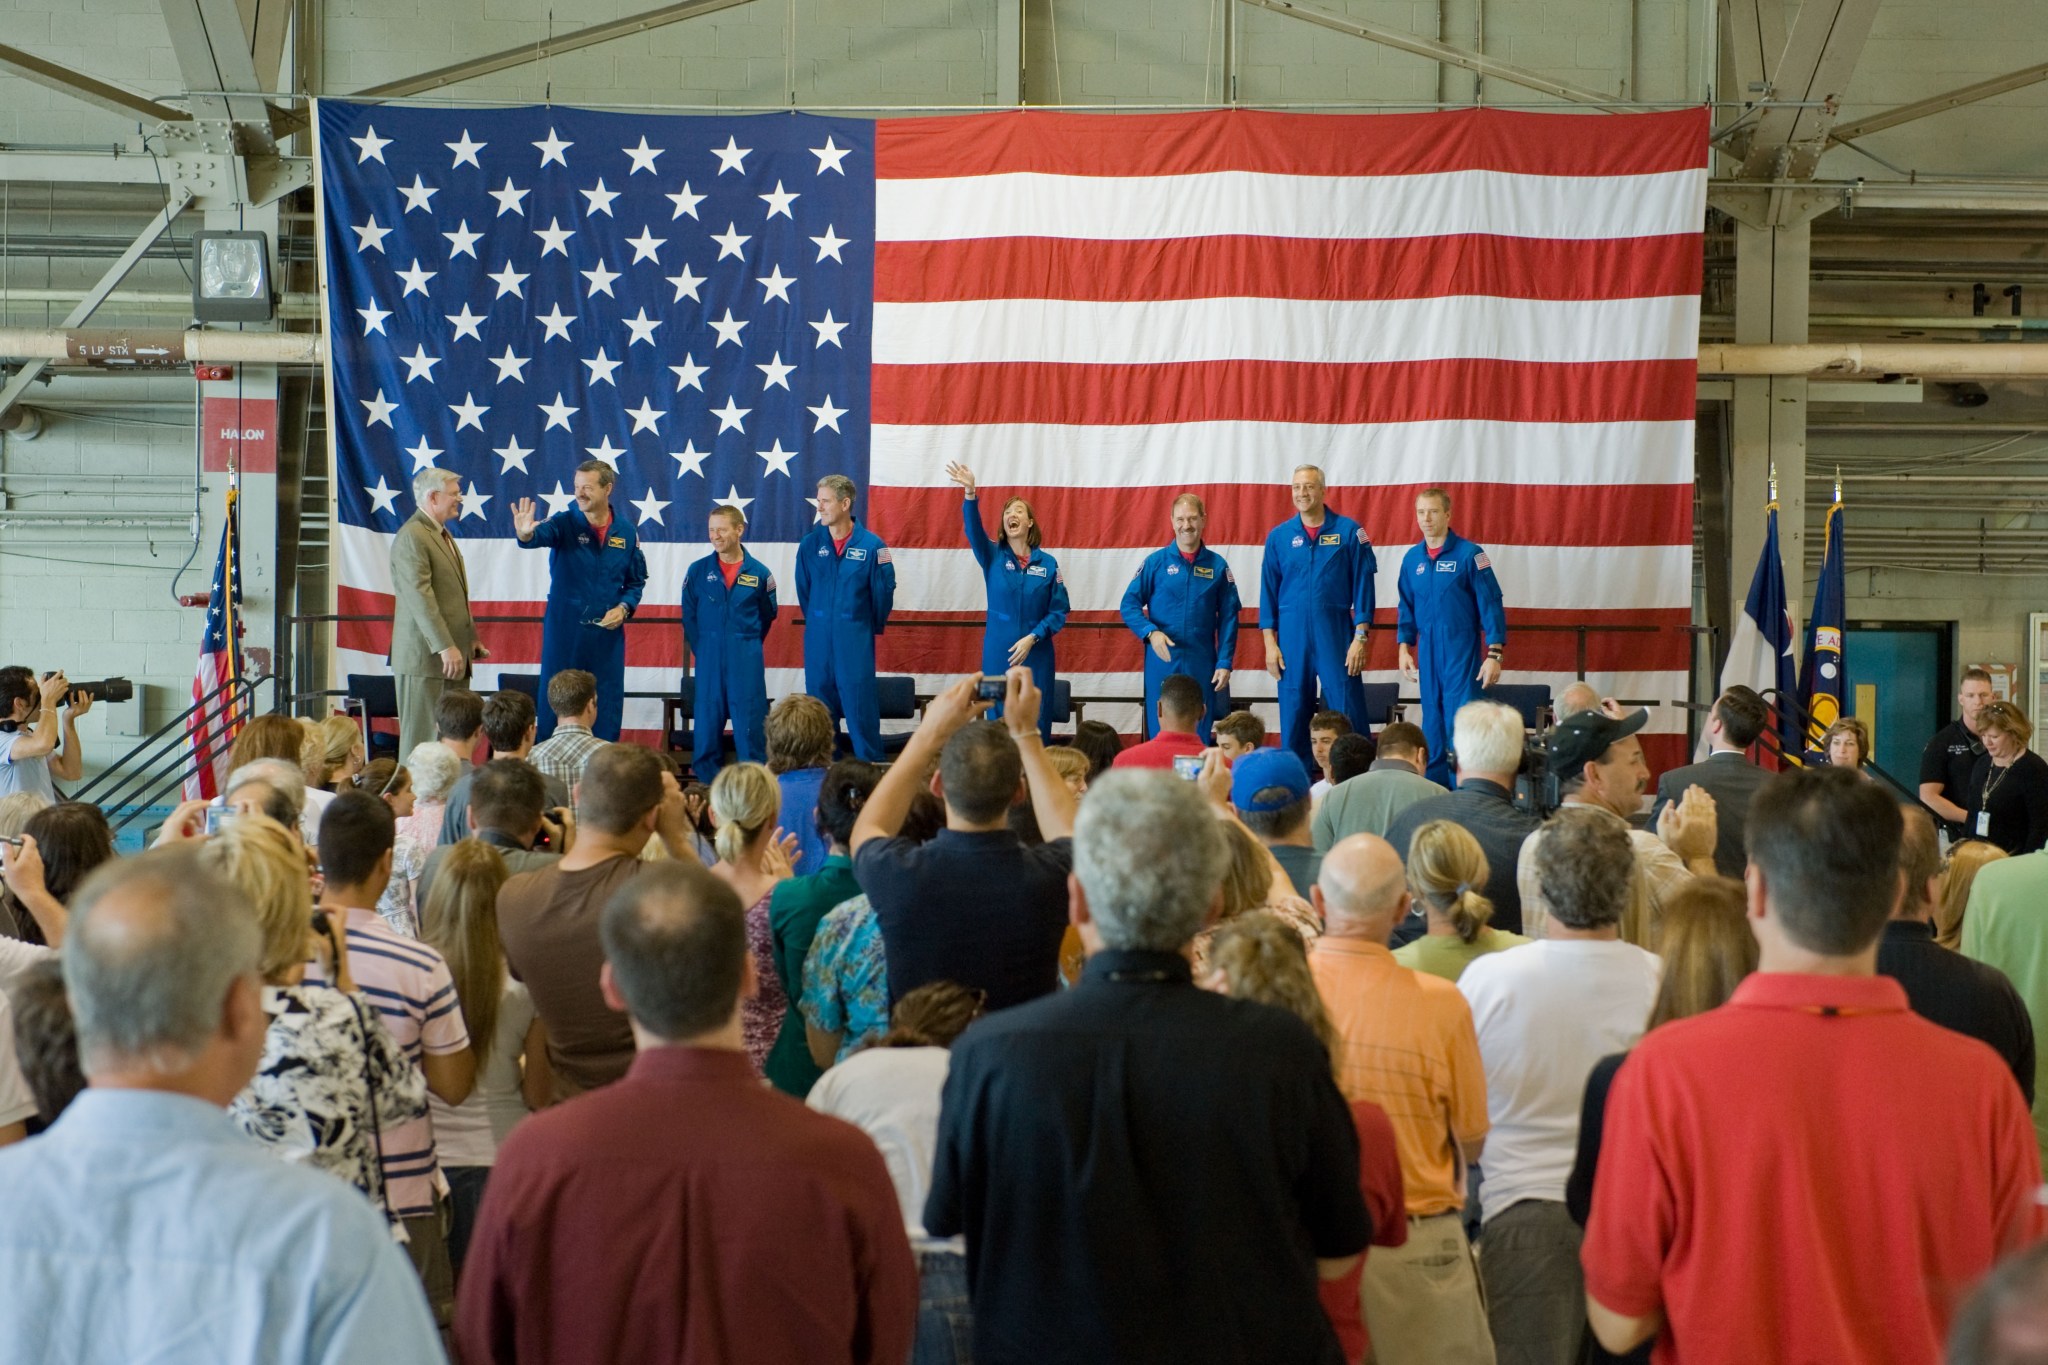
[{"x1": 0, "y1": 654, "x2": 2046, "y2": 1365}]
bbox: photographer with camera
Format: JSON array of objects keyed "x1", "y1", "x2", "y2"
[
  {"x1": 0, "y1": 668, "x2": 93, "y2": 800},
  {"x1": 1516, "y1": 708, "x2": 1718, "y2": 945}
]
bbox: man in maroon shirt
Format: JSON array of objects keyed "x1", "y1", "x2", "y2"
[
  {"x1": 1582, "y1": 767, "x2": 2043, "y2": 1365},
  {"x1": 1115, "y1": 673, "x2": 1209, "y2": 772},
  {"x1": 455, "y1": 861, "x2": 916, "y2": 1365}
]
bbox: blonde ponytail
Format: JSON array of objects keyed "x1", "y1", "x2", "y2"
[
  {"x1": 709, "y1": 762, "x2": 780, "y2": 868},
  {"x1": 1404, "y1": 819, "x2": 1495, "y2": 945}
]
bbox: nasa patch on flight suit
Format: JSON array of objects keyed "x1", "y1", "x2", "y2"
[{"x1": 1167, "y1": 564, "x2": 1181, "y2": 576}]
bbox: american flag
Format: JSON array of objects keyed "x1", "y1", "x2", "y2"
[
  {"x1": 320, "y1": 103, "x2": 1707, "y2": 770},
  {"x1": 185, "y1": 484, "x2": 244, "y2": 800}
]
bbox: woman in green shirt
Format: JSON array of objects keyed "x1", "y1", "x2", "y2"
[{"x1": 1393, "y1": 819, "x2": 1529, "y2": 983}]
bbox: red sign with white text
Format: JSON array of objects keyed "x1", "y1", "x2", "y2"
[{"x1": 200, "y1": 395, "x2": 278, "y2": 473}]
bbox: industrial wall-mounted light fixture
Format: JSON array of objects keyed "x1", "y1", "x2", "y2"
[{"x1": 190, "y1": 230, "x2": 274, "y2": 324}]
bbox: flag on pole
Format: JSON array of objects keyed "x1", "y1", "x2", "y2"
[
  {"x1": 1799, "y1": 483, "x2": 1847, "y2": 763},
  {"x1": 184, "y1": 486, "x2": 245, "y2": 801},
  {"x1": 1709, "y1": 492, "x2": 1799, "y2": 763}
]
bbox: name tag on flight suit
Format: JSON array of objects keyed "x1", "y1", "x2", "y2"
[
  {"x1": 1318, "y1": 534, "x2": 1341, "y2": 546},
  {"x1": 1192, "y1": 565, "x2": 1213, "y2": 579},
  {"x1": 737, "y1": 573, "x2": 760, "y2": 587}
]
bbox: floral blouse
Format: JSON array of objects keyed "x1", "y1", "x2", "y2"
[
  {"x1": 228, "y1": 983, "x2": 427, "y2": 1225},
  {"x1": 375, "y1": 830, "x2": 427, "y2": 938},
  {"x1": 798, "y1": 894, "x2": 891, "y2": 1064}
]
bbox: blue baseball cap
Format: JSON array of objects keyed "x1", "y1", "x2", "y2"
[{"x1": 1231, "y1": 748, "x2": 1312, "y2": 813}]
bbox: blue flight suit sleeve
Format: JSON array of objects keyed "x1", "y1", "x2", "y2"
[
  {"x1": 1352, "y1": 530, "x2": 1378, "y2": 629},
  {"x1": 1396, "y1": 546, "x2": 1419, "y2": 646},
  {"x1": 1258, "y1": 526, "x2": 1285, "y2": 632},
  {"x1": 1120, "y1": 556, "x2": 1155, "y2": 641},
  {"x1": 1031, "y1": 561, "x2": 1069, "y2": 642},
  {"x1": 621, "y1": 539, "x2": 647, "y2": 614},
  {"x1": 794, "y1": 535, "x2": 813, "y2": 613},
  {"x1": 680, "y1": 565, "x2": 700, "y2": 650},
  {"x1": 962, "y1": 499, "x2": 995, "y2": 571},
  {"x1": 519, "y1": 510, "x2": 571, "y2": 550},
  {"x1": 1216, "y1": 556, "x2": 1242, "y2": 662},
  {"x1": 1472, "y1": 545, "x2": 1507, "y2": 648},
  {"x1": 762, "y1": 566, "x2": 780, "y2": 641},
  {"x1": 871, "y1": 541, "x2": 896, "y2": 634}
]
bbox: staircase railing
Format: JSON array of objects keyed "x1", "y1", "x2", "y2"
[
  {"x1": 72, "y1": 673, "x2": 278, "y2": 835},
  {"x1": 1758, "y1": 687, "x2": 1924, "y2": 810}
]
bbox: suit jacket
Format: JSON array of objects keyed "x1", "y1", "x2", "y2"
[
  {"x1": 389, "y1": 511, "x2": 478, "y2": 676},
  {"x1": 1651, "y1": 750, "x2": 1769, "y2": 878}
]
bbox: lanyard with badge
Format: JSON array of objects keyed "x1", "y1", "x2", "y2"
[{"x1": 1979, "y1": 761, "x2": 2015, "y2": 837}]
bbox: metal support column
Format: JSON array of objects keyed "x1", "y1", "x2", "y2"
[{"x1": 1728, "y1": 215, "x2": 1813, "y2": 637}]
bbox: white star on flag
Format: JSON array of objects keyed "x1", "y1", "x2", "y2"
[
  {"x1": 352, "y1": 216, "x2": 391, "y2": 253},
  {"x1": 718, "y1": 484, "x2": 754, "y2": 516},
  {"x1": 585, "y1": 435, "x2": 626, "y2": 469},
  {"x1": 488, "y1": 262, "x2": 529, "y2": 298},
  {"x1": 810, "y1": 136, "x2": 850, "y2": 174},
  {"x1": 489, "y1": 178, "x2": 528, "y2": 216},
  {"x1": 350, "y1": 125, "x2": 392, "y2": 164},
  {"x1": 757, "y1": 266, "x2": 795, "y2": 303},
  {"x1": 712, "y1": 137, "x2": 751, "y2": 174},
  {"x1": 809, "y1": 310, "x2": 848, "y2": 348},
  {"x1": 630, "y1": 489, "x2": 671, "y2": 525},
  {"x1": 625, "y1": 227, "x2": 666, "y2": 263},
  {"x1": 360, "y1": 389, "x2": 396, "y2": 427},
  {"x1": 709, "y1": 310, "x2": 747, "y2": 348},
  {"x1": 582, "y1": 348, "x2": 622, "y2": 385},
  {"x1": 460, "y1": 486, "x2": 493, "y2": 520},
  {"x1": 810, "y1": 225, "x2": 848, "y2": 262},
  {"x1": 757, "y1": 353, "x2": 794, "y2": 390},
  {"x1": 580, "y1": 179, "x2": 619, "y2": 216},
  {"x1": 365, "y1": 476, "x2": 400, "y2": 514},
  {"x1": 395, "y1": 260, "x2": 436, "y2": 297},
  {"x1": 539, "y1": 482, "x2": 576, "y2": 517},
  {"x1": 399, "y1": 175, "x2": 437, "y2": 213},
  {"x1": 533, "y1": 128, "x2": 573, "y2": 166},
  {"x1": 446, "y1": 305, "x2": 486, "y2": 342},
  {"x1": 665, "y1": 264, "x2": 705, "y2": 302},
  {"x1": 534, "y1": 218, "x2": 575, "y2": 256},
  {"x1": 623, "y1": 137, "x2": 664, "y2": 174},
  {"x1": 536, "y1": 305, "x2": 575, "y2": 342},
  {"x1": 759, "y1": 181, "x2": 799, "y2": 219},
  {"x1": 401, "y1": 345, "x2": 441, "y2": 383},
  {"x1": 671, "y1": 441, "x2": 709, "y2": 477},
  {"x1": 450, "y1": 392, "x2": 489, "y2": 431},
  {"x1": 582, "y1": 261, "x2": 621, "y2": 297},
  {"x1": 669, "y1": 356, "x2": 707, "y2": 391},
  {"x1": 445, "y1": 130, "x2": 485, "y2": 168},
  {"x1": 711, "y1": 397, "x2": 750, "y2": 432},
  {"x1": 622, "y1": 309, "x2": 661, "y2": 346},
  {"x1": 405, "y1": 435, "x2": 443, "y2": 472},
  {"x1": 711, "y1": 223, "x2": 751, "y2": 260},
  {"x1": 539, "y1": 393, "x2": 580, "y2": 431},
  {"x1": 666, "y1": 182, "x2": 704, "y2": 219},
  {"x1": 356, "y1": 300, "x2": 391, "y2": 336},
  {"x1": 494, "y1": 435, "x2": 534, "y2": 473},
  {"x1": 625, "y1": 398, "x2": 664, "y2": 434},
  {"x1": 443, "y1": 220, "x2": 482, "y2": 258},
  {"x1": 808, "y1": 394, "x2": 847, "y2": 432},
  {"x1": 489, "y1": 345, "x2": 530, "y2": 383},
  {"x1": 756, "y1": 439, "x2": 797, "y2": 477}
]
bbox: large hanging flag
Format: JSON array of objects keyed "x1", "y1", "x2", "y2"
[
  {"x1": 1710, "y1": 490, "x2": 1800, "y2": 763},
  {"x1": 184, "y1": 486, "x2": 244, "y2": 801},
  {"x1": 1800, "y1": 481, "x2": 1847, "y2": 761},
  {"x1": 315, "y1": 102, "x2": 1709, "y2": 768}
]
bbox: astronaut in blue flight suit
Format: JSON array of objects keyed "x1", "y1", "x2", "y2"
[
  {"x1": 681, "y1": 503, "x2": 777, "y2": 779},
  {"x1": 1259, "y1": 464, "x2": 1377, "y2": 767},
  {"x1": 1397, "y1": 487, "x2": 1507, "y2": 788},
  {"x1": 511, "y1": 460, "x2": 647, "y2": 742},
  {"x1": 1119, "y1": 492, "x2": 1240, "y2": 742},
  {"x1": 945, "y1": 462, "x2": 1068, "y2": 739},
  {"x1": 795, "y1": 474, "x2": 897, "y2": 761}
]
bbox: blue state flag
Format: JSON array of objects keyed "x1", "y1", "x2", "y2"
[{"x1": 1800, "y1": 495, "x2": 1847, "y2": 762}]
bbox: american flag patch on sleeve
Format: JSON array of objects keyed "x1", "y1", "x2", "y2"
[{"x1": 1475, "y1": 552, "x2": 1491, "y2": 570}]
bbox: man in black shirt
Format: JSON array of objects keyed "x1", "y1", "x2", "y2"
[
  {"x1": 1920, "y1": 667, "x2": 1995, "y2": 837},
  {"x1": 1385, "y1": 699, "x2": 1540, "y2": 937},
  {"x1": 1878, "y1": 806, "x2": 2034, "y2": 1102},
  {"x1": 926, "y1": 768, "x2": 1369, "y2": 1365},
  {"x1": 852, "y1": 669, "x2": 1076, "y2": 1011}
]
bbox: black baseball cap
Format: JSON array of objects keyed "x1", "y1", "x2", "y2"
[{"x1": 1547, "y1": 707, "x2": 1650, "y2": 774}]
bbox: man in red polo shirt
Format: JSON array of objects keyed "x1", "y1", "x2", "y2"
[
  {"x1": 1116, "y1": 674, "x2": 1210, "y2": 772},
  {"x1": 1582, "y1": 767, "x2": 2042, "y2": 1365}
]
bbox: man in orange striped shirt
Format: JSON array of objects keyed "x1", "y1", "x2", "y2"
[{"x1": 1310, "y1": 832, "x2": 1494, "y2": 1365}]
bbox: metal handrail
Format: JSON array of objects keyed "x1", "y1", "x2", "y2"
[
  {"x1": 73, "y1": 674, "x2": 277, "y2": 833},
  {"x1": 1759, "y1": 687, "x2": 1925, "y2": 810}
]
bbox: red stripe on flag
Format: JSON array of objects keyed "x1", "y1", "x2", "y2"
[
  {"x1": 874, "y1": 107, "x2": 1711, "y2": 180},
  {"x1": 872, "y1": 358, "x2": 1700, "y2": 426},
  {"x1": 870, "y1": 483, "x2": 1692, "y2": 551},
  {"x1": 875, "y1": 234, "x2": 1703, "y2": 304}
]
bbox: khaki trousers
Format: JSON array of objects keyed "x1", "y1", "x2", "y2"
[
  {"x1": 396, "y1": 673, "x2": 451, "y2": 764},
  {"x1": 1362, "y1": 1210, "x2": 1496, "y2": 1365}
]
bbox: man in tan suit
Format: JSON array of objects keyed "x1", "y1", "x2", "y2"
[{"x1": 390, "y1": 467, "x2": 485, "y2": 757}]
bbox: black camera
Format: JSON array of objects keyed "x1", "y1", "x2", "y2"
[
  {"x1": 1513, "y1": 734, "x2": 1561, "y2": 819},
  {"x1": 975, "y1": 679, "x2": 1005, "y2": 703},
  {"x1": 42, "y1": 674, "x2": 133, "y2": 704}
]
